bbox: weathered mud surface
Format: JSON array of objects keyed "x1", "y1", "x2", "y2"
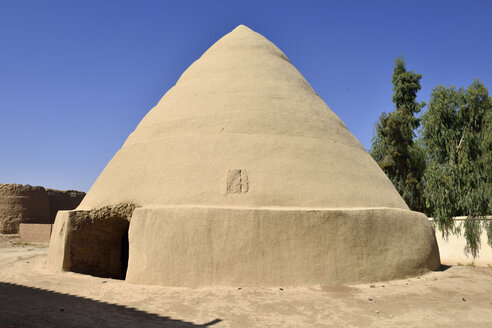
[{"x1": 0, "y1": 183, "x2": 85, "y2": 233}]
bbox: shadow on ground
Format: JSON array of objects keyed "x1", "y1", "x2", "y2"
[
  {"x1": 0, "y1": 282, "x2": 221, "y2": 328},
  {"x1": 440, "y1": 264, "x2": 452, "y2": 271}
]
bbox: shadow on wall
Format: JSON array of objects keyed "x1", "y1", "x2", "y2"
[
  {"x1": 68, "y1": 204, "x2": 137, "y2": 279},
  {"x1": 0, "y1": 282, "x2": 222, "y2": 327}
]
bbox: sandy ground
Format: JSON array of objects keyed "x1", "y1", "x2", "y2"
[{"x1": 1, "y1": 234, "x2": 492, "y2": 327}]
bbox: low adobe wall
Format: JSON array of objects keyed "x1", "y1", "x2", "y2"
[
  {"x1": 48, "y1": 206, "x2": 440, "y2": 286},
  {"x1": 0, "y1": 183, "x2": 85, "y2": 234},
  {"x1": 46, "y1": 189, "x2": 86, "y2": 222},
  {"x1": 430, "y1": 217, "x2": 492, "y2": 267},
  {"x1": 19, "y1": 223, "x2": 53, "y2": 243},
  {"x1": 125, "y1": 206, "x2": 440, "y2": 287},
  {"x1": 0, "y1": 184, "x2": 51, "y2": 234}
]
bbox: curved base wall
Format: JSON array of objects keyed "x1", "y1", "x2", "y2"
[
  {"x1": 126, "y1": 206, "x2": 440, "y2": 286},
  {"x1": 48, "y1": 206, "x2": 441, "y2": 286}
]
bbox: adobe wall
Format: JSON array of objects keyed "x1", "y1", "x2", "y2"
[
  {"x1": 48, "y1": 204, "x2": 137, "y2": 279},
  {"x1": 125, "y1": 206, "x2": 440, "y2": 287},
  {"x1": 46, "y1": 189, "x2": 86, "y2": 221},
  {"x1": 48, "y1": 205, "x2": 440, "y2": 286},
  {"x1": 0, "y1": 183, "x2": 85, "y2": 234},
  {"x1": 0, "y1": 184, "x2": 51, "y2": 234},
  {"x1": 431, "y1": 217, "x2": 492, "y2": 267},
  {"x1": 19, "y1": 223, "x2": 53, "y2": 243}
]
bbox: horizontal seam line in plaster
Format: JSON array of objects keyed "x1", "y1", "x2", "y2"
[
  {"x1": 122, "y1": 132, "x2": 363, "y2": 150},
  {"x1": 136, "y1": 110, "x2": 330, "y2": 126},
  {"x1": 133, "y1": 205, "x2": 411, "y2": 212},
  {"x1": 175, "y1": 73, "x2": 313, "y2": 88}
]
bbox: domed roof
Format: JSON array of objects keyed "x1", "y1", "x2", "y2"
[{"x1": 78, "y1": 25, "x2": 408, "y2": 210}]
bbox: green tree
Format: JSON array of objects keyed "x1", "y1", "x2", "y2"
[
  {"x1": 421, "y1": 80, "x2": 492, "y2": 255},
  {"x1": 484, "y1": 106, "x2": 492, "y2": 244},
  {"x1": 370, "y1": 57, "x2": 426, "y2": 212}
]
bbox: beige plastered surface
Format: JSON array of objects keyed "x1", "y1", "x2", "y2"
[
  {"x1": 431, "y1": 217, "x2": 492, "y2": 267},
  {"x1": 77, "y1": 25, "x2": 407, "y2": 211},
  {"x1": 48, "y1": 206, "x2": 440, "y2": 286}
]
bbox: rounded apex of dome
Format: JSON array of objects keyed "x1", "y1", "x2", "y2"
[{"x1": 231, "y1": 24, "x2": 254, "y2": 33}]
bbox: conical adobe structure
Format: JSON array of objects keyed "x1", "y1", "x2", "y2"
[
  {"x1": 78, "y1": 25, "x2": 407, "y2": 211},
  {"x1": 48, "y1": 25, "x2": 440, "y2": 286}
]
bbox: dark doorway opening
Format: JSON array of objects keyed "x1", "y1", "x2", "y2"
[
  {"x1": 120, "y1": 229, "x2": 129, "y2": 279},
  {"x1": 69, "y1": 211, "x2": 130, "y2": 280}
]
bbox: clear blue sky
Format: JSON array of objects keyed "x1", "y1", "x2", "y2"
[{"x1": 1, "y1": 0, "x2": 491, "y2": 192}]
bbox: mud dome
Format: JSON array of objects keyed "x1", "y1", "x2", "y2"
[{"x1": 48, "y1": 25, "x2": 440, "y2": 286}]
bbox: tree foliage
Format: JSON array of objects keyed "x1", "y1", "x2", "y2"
[
  {"x1": 371, "y1": 57, "x2": 492, "y2": 255},
  {"x1": 421, "y1": 80, "x2": 492, "y2": 255},
  {"x1": 370, "y1": 57, "x2": 426, "y2": 212},
  {"x1": 483, "y1": 107, "x2": 492, "y2": 244}
]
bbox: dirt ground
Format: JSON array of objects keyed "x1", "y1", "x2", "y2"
[{"x1": 1, "y1": 234, "x2": 491, "y2": 327}]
